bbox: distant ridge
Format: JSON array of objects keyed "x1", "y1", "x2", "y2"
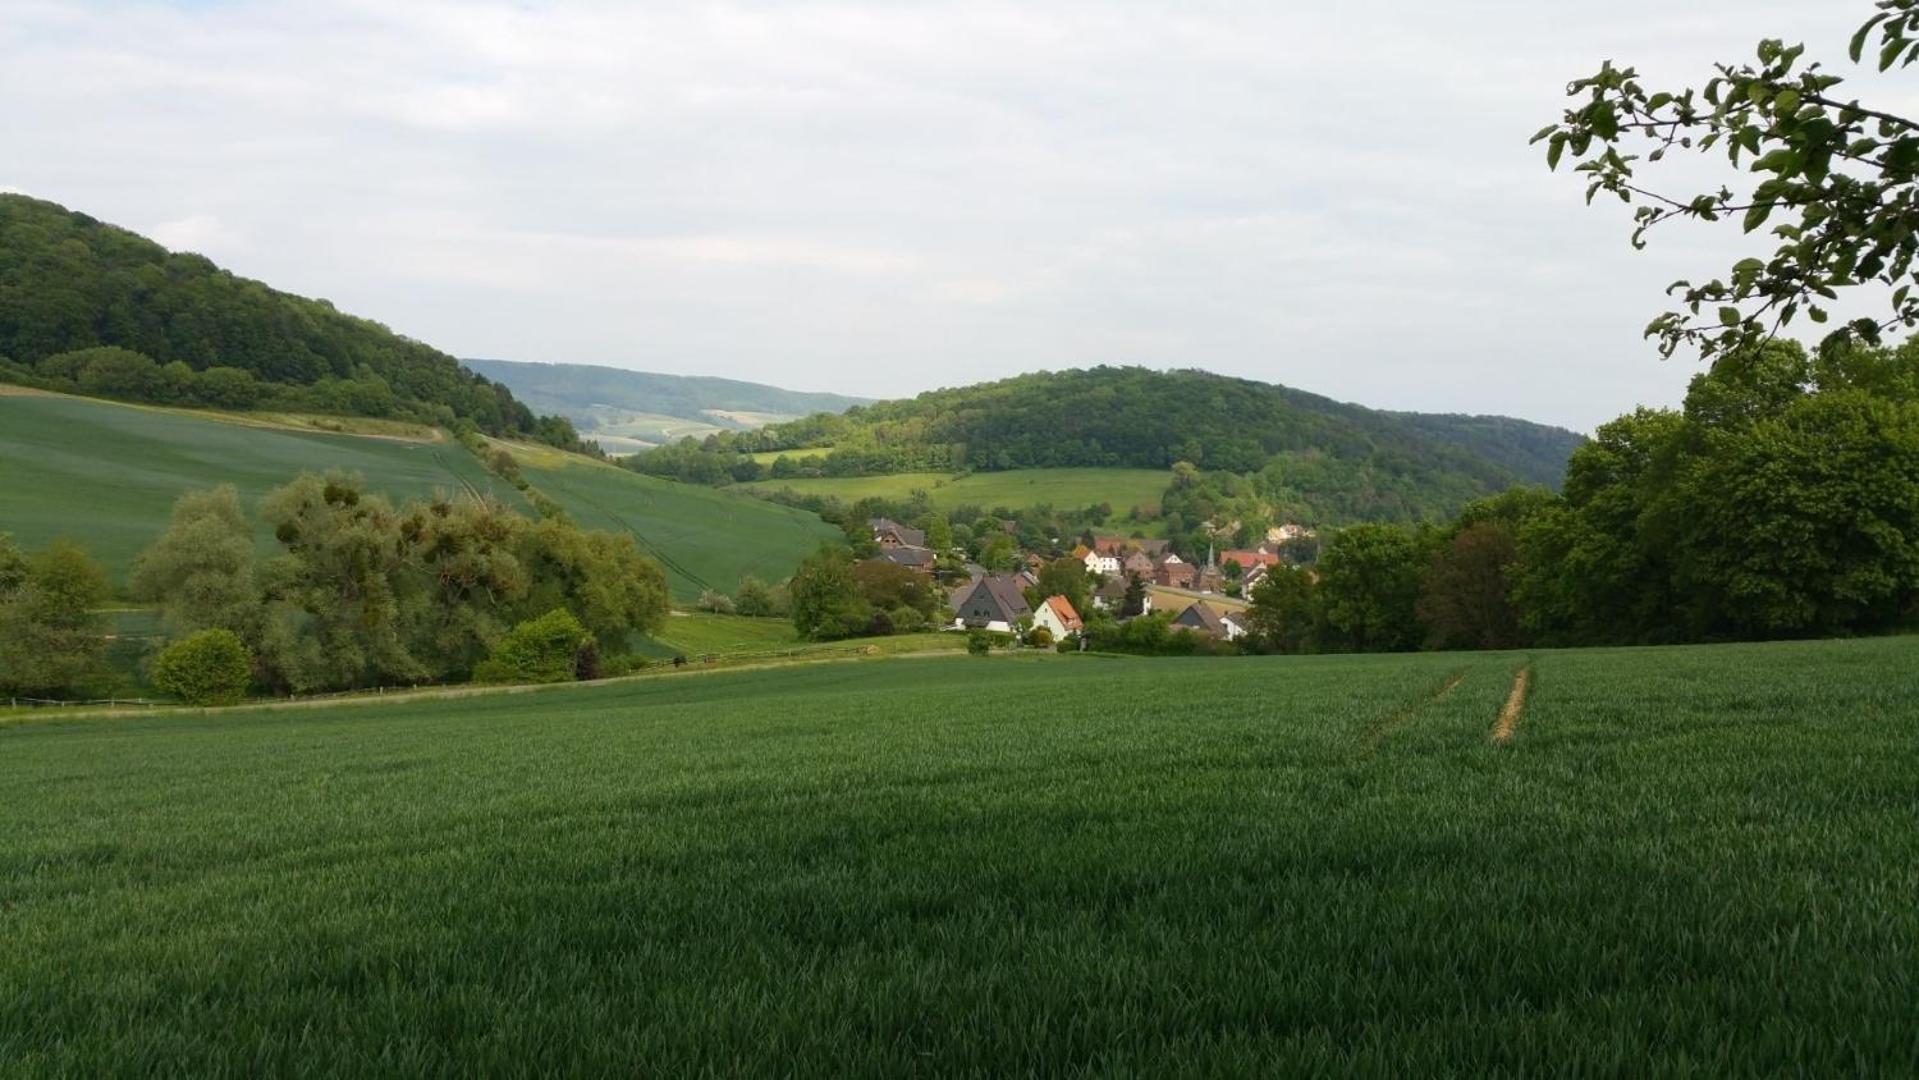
[{"x1": 466, "y1": 358, "x2": 868, "y2": 453}]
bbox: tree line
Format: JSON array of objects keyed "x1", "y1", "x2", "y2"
[
  {"x1": 0, "y1": 195, "x2": 585, "y2": 449},
  {"x1": 1243, "y1": 340, "x2": 1919, "y2": 653},
  {"x1": 0, "y1": 474, "x2": 671, "y2": 703}
]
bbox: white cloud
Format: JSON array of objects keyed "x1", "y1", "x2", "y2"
[{"x1": 0, "y1": 0, "x2": 1878, "y2": 427}]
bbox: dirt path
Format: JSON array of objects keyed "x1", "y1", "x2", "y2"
[
  {"x1": 1492, "y1": 665, "x2": 1532, "y2": 743},
  {"x1": 1362, "y1": 669, "x2": 1467, "y2": 748}
]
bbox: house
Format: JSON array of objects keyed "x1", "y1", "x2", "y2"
[
  {"x1": 1083, "y1": 548, "x2": 1121, "y2": 577},
  {"x1": 1121, "y1": 551, "x2": 1156, "y2": 577},
  {"x1": 1220, "y1": 549, "x2": 1279, "y2": 573},
  {"x1": 1094, "y1": 536, "x2": 1170, "y2": 557},
  {"x1": 1091, "y1": 575, "x2": 1153, "y2": 615},
  {"x1": 1154, "y1": 555, "x2": 1196, "y2": 590},
  {"x1": 877, "y1": 545, "x2": 936, "y2": 574},
  {"x1": 1267, "y1": 523, "x2": 1315, "y2": 545},
  {"x1": 1221, "y1": 610, "x2": 1249, "y2": 642},
  {"x1": 1017, "y1": 569, "x2": 1040, "y2": 589},
  {"x1": 1031, "y1": 595, "x2": 1084, "y2": 640},
  {"x1": 1241, "y1": 563, "x2": 1271, "y2": 595},
  {"x1": 870, "y1": 517, "x2": 926, "y2": 549},
  {"x1": 1172, "y1": 602, "x2": 1227, "y2": 638},
  {"x1": 950, "y1": 574, "x2": 1033, "y2": 632}
]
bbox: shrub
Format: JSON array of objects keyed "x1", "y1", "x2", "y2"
[
  {"x1": 697, "y1": 589, "x2": 737, "y2": 615},
  {"x1": 474, "y1": 609, "x2": 590, "y2": 684},
  {"x1": 1026, "y1": 627, "x2": 1054, "y2": 648},
  {"x1": 966, "y1": 630, "x2": 993, "y2": 656},
  {"x1": 151, "y1": 629, "x2": 252, "y2": 706}
]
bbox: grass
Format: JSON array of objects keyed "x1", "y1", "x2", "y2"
[
  {"x1": 2, "y1": 636, "x2": 1915, "y2": 1073},
  {"x1": 0, "y1": 392, "x2": 524, "y2": 583},
  {"x1": 510, "y1": 454, "x2": 840, "y2": 600},
  {"x1": 740, "y1": 467, "x2": 1171, "y2": 515}
]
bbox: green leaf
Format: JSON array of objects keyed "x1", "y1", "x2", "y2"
[
  {"x1": 1851, "y1": 13, "x2": 1889, "y2": 63},
  {"x1": 1880, "y1": 37, "x2": 1904, "y2": 72},
  {"x1": 1718, "y1": 306, "x2": 1743, "y2": 326},
  {"x1": 1546, "y1": 134, "x2": 1566, "y2": 171},
  {"x1": 1742, "y1": 204, "x2": 1774, "y2": 233},
  {"x1": 1773, "y1": 89, "x2": 1799, "y2": 115}
]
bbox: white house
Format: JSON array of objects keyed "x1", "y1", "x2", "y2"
[
  {"x1": 1082, "y1": 549, "x2": 1121, "y2": 577},
  {"x1": 1031, "y1": 595, "x2": 1084, "y2": 640}
]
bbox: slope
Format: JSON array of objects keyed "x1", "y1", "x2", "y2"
[
  {"x1": 466, "y1": 358, "x2": 868, "y2": 452},
  {"x1": 0, "y1": 195, "x2": 571, "y2": 443}
]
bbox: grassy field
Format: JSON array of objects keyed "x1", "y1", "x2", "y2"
[
  {"x1": 0, "y1": 391, "x2": 525, "y2": 583},
  {"x1": 740, "y1": 466, "x2": 1171, "y2": 515},
  {"x1": 510, "y1": 453, "x2": 839, "y2": 599},
  {"x1": 2, "y1": 636, "x2": 1914, "y2": 1073}
]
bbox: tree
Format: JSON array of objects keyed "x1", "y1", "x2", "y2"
[
  {"x1": 474, "y1": 608, "x2": 591, "y2": 684},
  {"x1": 1032, "y1": 557, "x2": 1094, "y2": 615},
  {"x1": 1122, "y1": 572, "x2": 1148, "y2": 618},
  {"x1": 1314, "y1": 524, "x2": 1430, "y2": 652},
  {"x1": 1244, "y1": 566, "x2": 1318, "y2": 654},
  {"x1": 130, "y1": 486, "x2": 261, "y2": 641},
  {"x1": 734, "y1": 576, "x2": 775, "y2": 617},
  {"x1": 1535, "y1": 1, "x2": 1919, "y2": 362},
  {"x1": 850, "y1": 559, "x2": 940, "y2": 626},
  {"x1": 151, "y1": 629, "x2": 253, "y2": 706},
  {"x1": 0, "y1": 540, "x2": 110, "y2": 697},
  {"x1": 789, "y1": 545, "x2": 873, "y2": 640},
  {"x1": 0, "y1": 534, "x2": 27, "y2": 599},
  {"x1": 1417, "y1": 523, "x2": 1524, "y2": 651},
  {"x1": 923, "y1": 514, "x2": 954, "y2": 552},
  {"x1": 979, "y1": 534, "x2": 1019, "y2": 572}
]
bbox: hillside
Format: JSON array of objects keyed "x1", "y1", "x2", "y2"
[
  {"x1": 0, "y1": 195, "x2": 575, "y2": 445},
  {"x1": 635, "y1": 366, "x2": 1587, "y2": 523},
  {"x1": 467, "y1": 358, "x2": 867, "y2": 453},
  {"x1": 0, "y1": 389, "x2": 832, "y2": 599}
]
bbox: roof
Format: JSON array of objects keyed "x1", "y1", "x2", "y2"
[
  {"x1": 869, "y1": 517, "x2": 926, "y2": 548},
  {"x1": 1222, "y1": 610, "x2": 1249, "y2": 632},
  {"x1": 1095, "y1": 536, "x2": 1169, "y2": 556},
  {"x1": 954, "y1": 574, "x2": 1032, "y2": 623},
  {"x1": 877, "y1": 545, "x2": 936, "y2": 568},
  {"x1": 1095, "y1": 575, "x2": 1130, "y2": 599},
  {"x1": 1173, "y1": 602, "x2": 1226, "y2": 636},
  {"x1": 1040, "y1": 594, "x2": 1083, "y2": 631},
  {"x1": 1221, "y1": 549, "x2": 1280, "y2": 570}
]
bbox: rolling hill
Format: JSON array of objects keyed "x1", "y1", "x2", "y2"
[
  {"x1": 0, "y1": 195, "x2": 576, "y2": 446},
  {"x1": 466, "y1": 358, "x2": 867, "y2": 453},
  {"x1": 0, "y1": 388, "x2": 833, "y2": 599},
  {"x1": 636, "y1": 366, "x2": 1587, "y2": 523}
]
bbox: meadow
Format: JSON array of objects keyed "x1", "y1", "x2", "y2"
[
  {"x1": 0, "y1": 391, "x2": 832, "y2": 601},
  {"x1": 2, "y1": 636, "x2": 1914, "y2": 1074},
  {"x1": 739, "y1": 466, "x2": 1171, "y2": 515}
]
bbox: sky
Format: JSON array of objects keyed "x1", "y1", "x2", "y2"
[{"x1": 0, "y1": 0, "x2": 1890, "y2": 431}]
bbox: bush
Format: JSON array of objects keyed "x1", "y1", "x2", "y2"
[
  {"x1": 697, "y1": 589, "x2": 737, "y2": 615},
  {"x1": 151, "y1": 629, "x2": 252, "y2": 706},
  {"x1": 966, "y1": 630, "x2": 994, "y2": 656},
  {"x1": 1026, "y1": 626, "x2": 1054, "y2": 648},
  {"x1": 474, "y1": 609, "x2": 590, "y2": 684}
]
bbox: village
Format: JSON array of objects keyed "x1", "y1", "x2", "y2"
[{"x1": 866, "y1": 516, "x2": 1318, "y2": 647}]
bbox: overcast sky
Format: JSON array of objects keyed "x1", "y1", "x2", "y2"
[{"x1": 1, "y1": 0, "x2": 1889, "y2": 431}]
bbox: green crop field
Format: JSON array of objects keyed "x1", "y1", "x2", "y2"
[
  {"x1": 0, "y1": 391, "x2": 833, "y2": 601},
  {"x1": 0, "y1": 391, "x2": 525, "y2": 583},
  {"x1": 513, "y1": 455, "x2": 839, "y2": 599},
  {"x1": 740, "y1": 467, "x2": 1171, "y2": 515},
  {"x1": 3, "y1": 636, "x2": 1914, "y2": 1074}
]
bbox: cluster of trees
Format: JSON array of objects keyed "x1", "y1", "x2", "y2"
[
  {"x1": 0, "y1": 195, "x2": 584, "y2": 449},
  {"x1": 1242, "y1": 341, "x2": 1919, "y2": 653},
  {"x1": 627, "y1": 367, "x2": 1584, "y2": 523},
  {"x1": 0, "y1": 537, "x2": 112, "y2": 699},
  {"x1": 121, "y1": 474, "x2": 671, "y2": 697},
  {"x1": 786, "y1": 547, "x2": 948, "y2": 639}
]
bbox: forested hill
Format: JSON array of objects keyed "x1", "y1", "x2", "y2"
[
  {"x1": 632, "y1": 367, "x2": 1586, "y2": 518},
  {"x1": 0, "y1": 195, "x2": 579, "y2": 446},
  {"x1": 466, "y1": 358, "x2": 867, "y2": 451}
]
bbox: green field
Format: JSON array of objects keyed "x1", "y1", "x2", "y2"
[
  {"x1": 0, "y1": 392, "x2": 525, "y2": 583},
  {"x1": 740, "y1": 466, "x2": 1171, "y2": 514},
  {"x1": 3, "y1": 637, "x2": 1914, "y2": 1073},
  {"x1": 0, "y1": 391, "x2": 833, "y2": 600},
  {"x1": 513, "y1": 454, "x2": 838, "y2": 599}
]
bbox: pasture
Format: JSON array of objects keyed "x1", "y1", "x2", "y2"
[
  {"x1": 741, "y1": 466, "x2": 1171, "y2": 515},
  {"x1": 2, "y1": 636, "x2": 1914, "y2": 1074}
]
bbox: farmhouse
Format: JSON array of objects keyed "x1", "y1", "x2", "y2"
[
  {"x1": 1121, "y1": 551, "x2": 1156, "y2": 577},
  {"x1": 869, "y1": 517, "x2": 926, "y2": 549},
  {"x1": 1220, "y1": 549, "x2": 1279, "y2": 572},
  {"x1": 1083, "y1": 548, "x2": 1121, "y2": 577},
  {"x1": 1091, "y1": 575, "x2": 1153, "y2": 615},
  {"x1": 1154, "y1": 555, "x2": 1196, "y2": 590},
  {"x1": 950, "y1": 574, "x2": 1032, "y2": 632},
  {"x1": 1031, "y1": 595, "x2": 1084, "y2": 640},
  {"x1": 876, "y1": 545, "x2": 936, "y2": 574}
]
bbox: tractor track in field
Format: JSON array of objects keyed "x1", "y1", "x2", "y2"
[
  {"x1": 1361, "y1": 669, "x2": 1468, "y2": 750},
  {"x1": 1492, "y1": 664, "x2": 1532, "y2": 743}
]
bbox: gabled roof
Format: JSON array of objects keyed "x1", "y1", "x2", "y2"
[
  {"x1": 1040, "y1": 594, "x2": 1083, "y2": 631},
  {"x1": 1173, "y1": 602, "x2": 1226, "y2": 636},
  {"x1": 1095, "y1": 575, "x2": 1130, "y2": 600},
  {"x1": 877, "y1": 545, "x2": 936, "y2": 568},
  {"x1": 954, "y1": 574, "x2": 1033, "y2": 624},
  {"x1": 869, "y1": 517, "x2": 926, "y2": 548},
  {"x1": 1220, "y1": 549, "x2": 1279, "y2": 570}
]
